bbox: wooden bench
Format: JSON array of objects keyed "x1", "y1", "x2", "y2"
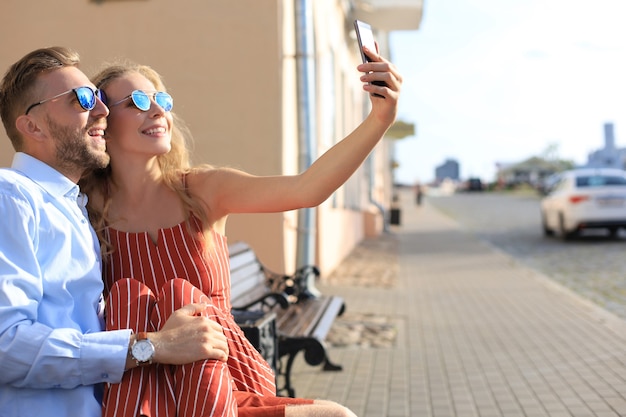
[{"x1": 229, "y1": 241, "x2": 346, "y2": 397}]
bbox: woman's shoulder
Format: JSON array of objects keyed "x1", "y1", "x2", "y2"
[
  {"x1": 185, "y1": 165, "x2": 244, "y2": 190},
  {"x1": 185, "y1": 164, "x2": 216, "y2": 188},
  {"x1": 183, "y1": 165, "x2": 224, "y2": 209}
]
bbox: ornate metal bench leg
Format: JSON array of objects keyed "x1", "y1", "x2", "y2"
[
  {"x1": 322, "y1": 356, "x2": 343, "y2": 371},
  {"x1": 277, "y1": 353, "x2": 298, "y2": 398}
]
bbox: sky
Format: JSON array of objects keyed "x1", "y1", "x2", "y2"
[{"x1": 388, "y1": 0, "x2": 626, "y2": 185}]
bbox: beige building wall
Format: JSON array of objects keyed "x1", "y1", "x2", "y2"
[{"x1": 0, "y1": 0, "x2": 421, "y2": 277}]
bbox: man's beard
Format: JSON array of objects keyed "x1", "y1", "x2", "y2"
[{"x1": 45, "y1": 115, "x2": 110, "y2": 173}]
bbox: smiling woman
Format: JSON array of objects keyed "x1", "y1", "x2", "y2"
[{"x1": 78, "y1": 45, "x2": 401, "y2": 415}]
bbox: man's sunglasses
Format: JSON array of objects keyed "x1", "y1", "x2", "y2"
[
  {"x1": 105, "y1": 90, "x2": 173, "y2": 112},
  {"x1": 25, "y1": 86, "x2": 102, "y2": 115}
]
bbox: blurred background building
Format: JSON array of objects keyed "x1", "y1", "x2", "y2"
[
  {"x1": 435, "y1": 158, "x2": 460, "y2": 183},
  {"x1": 0, "y1": 0, "x2": 423, "y2": 277},
  {"x1": 586, "y1": 122, "x2": 626, "y2": 170}
]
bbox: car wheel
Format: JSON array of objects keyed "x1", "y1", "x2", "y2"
[
  {"x1": 609, "y1": 227, "x2": 620, "y2": 239},
  {"x1": 558, "y1": 213, "x2": 577, "y2": 241},
  {"x1": 542, "y1": 214, "x2": 554, "y2": 236}
]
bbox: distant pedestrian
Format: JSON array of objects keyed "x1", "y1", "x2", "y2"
[{"x1": 415, "y1": 183, "x2": 423, "y2": 205}]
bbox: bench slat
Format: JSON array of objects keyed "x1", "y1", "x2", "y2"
[
  {"x1": 311, "y1": 296, "x2": 345, "y2": 341},
  {"x1": 230, "y1": 263, "x2": 265, "y2": 299},
  {"x1": 230, "y1": 249, "x2": 258, "y2": 271},
  {"x1": 275, "y1": 297, "x2": 330, "y2": 335}
]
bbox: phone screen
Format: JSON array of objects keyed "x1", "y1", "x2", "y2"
[
  {"x1": 354, "y1": 20, "x2": 386, "y2": 96},
  {"x1": 354, "y1": 20, "x2": 377, "y2": 63}
]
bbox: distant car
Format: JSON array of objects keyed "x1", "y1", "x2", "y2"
[
  {"x1": 540, "y1": 168, "x2": 626, "y2": 239},
  {"x1": 536, "y1": 172, "x2": 562, "y2": 196},
  {"x1": 465, "y1": 178, "x2": 483, "y2": 191}
]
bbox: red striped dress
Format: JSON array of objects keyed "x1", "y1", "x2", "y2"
[{"x1": 102, "y1": 217, "x2": 312, "y2": 417}]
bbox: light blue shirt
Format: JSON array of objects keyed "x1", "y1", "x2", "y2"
[{"x1": 0, "y1": 153, "x2": 131, "y2": 417}]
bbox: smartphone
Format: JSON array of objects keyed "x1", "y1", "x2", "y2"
[
  {"x1": 354, "y1": 19, "x2": 377, "y2": 63},
  {"x1": 354, "y1": 19, "x2": 386, "y2": 96}
]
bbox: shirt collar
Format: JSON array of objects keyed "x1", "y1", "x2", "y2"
[{"x1": 11, "y1": 152, "x2": 79, "y2": 200}]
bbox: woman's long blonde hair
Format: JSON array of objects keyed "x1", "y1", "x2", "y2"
[{"x1": 80, "y1": 61, "x2": 212, "y2": 257}]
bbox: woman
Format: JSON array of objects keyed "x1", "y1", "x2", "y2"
[{"x1": 81, "y1": 46, "x2": 401, "y2": 417}]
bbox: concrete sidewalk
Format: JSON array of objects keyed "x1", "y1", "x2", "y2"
[{"x1": 288, "y1": 192, "x2": 626, "y2": 417}]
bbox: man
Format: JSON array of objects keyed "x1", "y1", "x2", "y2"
[{"x1": 0, "y1": 47, "x2": 228, "y2": 417}]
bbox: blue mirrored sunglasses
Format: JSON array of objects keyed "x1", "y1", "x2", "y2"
[
  {"x1": 106, "y1": 90, "x2": 173, "y2": 112},
  {"x1": 25, "y1": 86, "x2": 102, "y2": 115}
]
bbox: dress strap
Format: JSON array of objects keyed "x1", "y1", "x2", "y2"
[{"x1": 182, "y1": 172, "x2": 188, "y2": 190}]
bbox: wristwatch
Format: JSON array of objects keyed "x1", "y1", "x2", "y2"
[{"x1": 130, "y1": 332, "x2": 155, "y2": 366}]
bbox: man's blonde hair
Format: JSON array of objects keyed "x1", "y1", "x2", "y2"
[{"x1": 0, "y1": 46, "x2": 80, "y2": 150}]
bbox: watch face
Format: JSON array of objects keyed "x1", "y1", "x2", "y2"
[{"x1": 132, "y1": 339, "x2": 155, "y2": 362}]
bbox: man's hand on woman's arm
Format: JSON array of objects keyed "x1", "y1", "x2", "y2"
[{"x1": 124, "y1": 303, "x2": 229, "y2": 370}]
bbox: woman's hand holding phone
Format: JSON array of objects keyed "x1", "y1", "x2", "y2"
[
  {"x1": 354, "y1": 20, "x2": 389, "y2": 98},
  {"x1": 353, "y1": 20, "x2": 403, "y2": 125}
]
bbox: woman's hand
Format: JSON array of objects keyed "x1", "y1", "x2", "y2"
[{"x1": 357, "y1": 46, "x2": 403, "y2": 126}]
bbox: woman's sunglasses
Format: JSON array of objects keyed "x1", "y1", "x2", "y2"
[
  {"x1": 106, "y1": 90, "x2": 173, "y2": 112},
  {"x1": 25, "y1": 86, "x2": 102, "y2": 115}
]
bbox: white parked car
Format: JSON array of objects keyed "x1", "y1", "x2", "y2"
[{"x1": 540, "y1": 168, "x2": 626, "y2": 240}]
